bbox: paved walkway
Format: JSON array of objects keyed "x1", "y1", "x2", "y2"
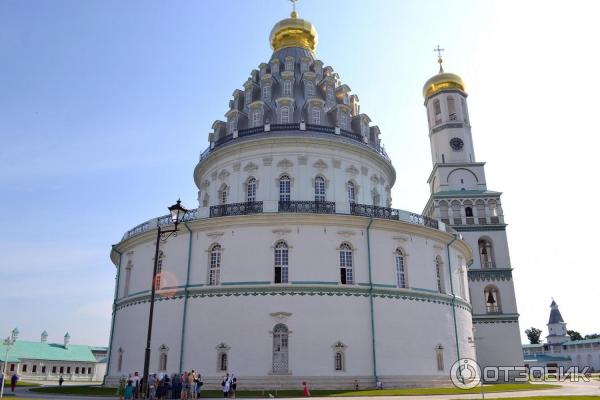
[{"x1": 6, "y1": 380, "x2": 600, "y2": 400}]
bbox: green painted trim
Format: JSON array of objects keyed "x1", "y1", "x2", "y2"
[
  {"x1": 412, "y1": 287, "x2": 439, "y2": 294},
  {"x1": 446, "y1": 235, "x2": 461, "y2": 372},
  {"x1": 104, "y1": 247, "x2": 122, "y2": 383},
  {"x1": 222, "y1": 281, "x2": 271, "y2": 286},
  {"x1": 114, "y1": 285, "x2": 473, "y2": 312},
  {"x1": 179, "y1": 223, "x2": 193, "y2": 373},
  {"x1": 372, "y1": 283, "x2": 396, "y2": 288},
  {"x1": 291, "y1": 281, "x2": 339, "y2": 285},
  {"x1": 366, "y1": 217, "x2": 377, "y2": 382},
  {"x1": 473, "y1": 313, "x2": 519, "y2": 319}
]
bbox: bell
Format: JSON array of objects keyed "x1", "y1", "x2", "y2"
[
  {"x1": 481, "y1": 247, "x2": 488, "y2": 255},
  {"x1": 487, "y1": 291, "x2": 496, "y2": 304}
]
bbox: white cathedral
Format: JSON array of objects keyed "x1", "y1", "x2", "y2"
[{"x1": 105, "y1": 9, "x2": 524, "y2": 388}]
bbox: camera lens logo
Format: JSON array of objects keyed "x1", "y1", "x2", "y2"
[{"x1": 450, "y1": 358, "x2": 481, "y2": 389}]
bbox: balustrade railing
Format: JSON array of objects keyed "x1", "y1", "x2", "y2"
[
  {"x1": 481, "y1": 261, "x2": 496, "y2": 269},
  {"x1": 408, "y1": 213, "x2": 440, "y2": 229},
  {"x1": 210, "y1": 201, "x2": 263, "y2": 217},
  {"x1": 486, "y1": 305, "x2": 501, "y2": 313},
  {"x1": 278, "y1": 200, "x2": 335, "y2": 214},
  {"x1": 350, "y1": 203, "x2": 399, "y2": 220}
]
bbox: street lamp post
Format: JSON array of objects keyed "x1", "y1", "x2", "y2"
[
  {"x1": 142, "y1": 200, "x2": 187, "y2": 398},
  {"x1": 1, "y1": 328, "x2": 19, "y2": 399}
]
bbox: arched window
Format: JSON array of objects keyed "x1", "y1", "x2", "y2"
[
  {"x1": 285, "y1": 59, "x2": 293, "y2": 71},
  {"x1": 272, "y1": 324, "x2": 289, "y2": 374},
  {"x1": 435, "y1": 256, "x2": 445, "y2": 293},
  {"x1": 372, "y1": 190, "x2": 380, "y2": 206},
  {"x1": 433, "y1": 99, "x2": 442, "y2": 124},
  {"x1": 447, "y1": 96, "x2": 457, "y2": 120},
  {"x1": 395, "y1": 249, "x2": 407, "y2": 288},
  {"x1": 209, "y1": 244, "x2": 221, "y2": 286},
  {"x1": 435, "y1": 345, "x2": 444, "y2": 371},
  {"x1": 274, "y1": 241, "x2": 289, "y2": 284},
  {"x1": 305, "y1": 81, "x2": 314, "y2": 98},
  {"x1": 312, "y1": 107, "x2": 321, "y2": 124},
  {"x1": 155, "y1": 251, "x2": 164, "y2": 290},
  {"x1": 228, "y1": 117, "x2": 236, "y2": 134},
  {"x1": 246, "y1": 178, "x2": 256, "y2": 203},
  {"x1": 314, "y1": 176, "x2": 326, "y2": 202},
  {"x1": 219, "y1": 353, "x2": 228, "y2": 372},
  {"x1": 252, "y1": 109, "x2": 261, "y2": 127},
  {"x1": 465, "y1": 207, "x2": 473, "y2": 217},
  {"x1": 279, "y1": 175, "x2": 291, "y2": 203},
  {"x1": 158, "y1": 345, "x2": 168, "y2": 371},
  {"x1": 326, "y1": 86, "x2": 334, "y2": 104},
  {"x1": 339, "y1": 243, "x2": 354, "y2": 285},
  {"x1": 484, "y1": 285, "x2": 501, "y2": 313},
  {"x1": 280, "y1": 106, "x2": 290, "y2": 123},
  {"x1": 478, "y1": 238, "x2": 495, "y2": 268},
  {"x1": 117, "y1": 348, "x2": 123, "y2": 372},
  {"x1": 283, "y1": 80, "x2": 292, "y2": 97},
  {"x1": 347, "y1": 181, "x2": 356, "y2": 204},
  {"x1": 262, "y1": 85, "x2": 271, "y2": 101},
  {"x1": 219, "y1": 185, "x2": 228, "y2": 205},
  {"x1": 334, "y1": 352, "x2": 344, "y2": 371},
  {"x1": 461, "y1": 98, "x2": 469, "y2": 123}
]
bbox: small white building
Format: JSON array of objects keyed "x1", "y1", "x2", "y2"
[
  {"x1": 523, "y1": 301, "x2": 600, "y2": 372},
  {"x1": 0, "y1": 331, "x2": 107, "y2": 382}
]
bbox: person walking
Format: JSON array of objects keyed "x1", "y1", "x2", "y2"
[
  {"x1": 230, "y1": 375, "x2": 237, "y2": 399},
  {"x1": 221, "y1": 374, "x2": 230, "y2": 398},
  {"x1": 190, "y1": 370, "x2": 197, "y2": 400},
  {"x1": 195, "y1": 374, "x2": 203, "y2": 399},
  {"x1": 302, "y1": 381, "x2": 310, "y2": 397},
  {"x1": 125, "y1": 380, "x2": 135, "y2": 400},
  {"x1": 132, "y1": 372, "x2": 140, "y2": 399},
  {"x1": 58, "y1": 374, "x2": 64, "y2": 387},
  {"x1": 10, "y1": 373, "x2": 18, "y2": 393}
]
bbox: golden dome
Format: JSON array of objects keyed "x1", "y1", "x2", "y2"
[
  {"x1": 269, "y1": 11, "x2": 318, "y2": 53},
  {"x1": 422, "y1": 61, "x2": 466, "y2": 100}
]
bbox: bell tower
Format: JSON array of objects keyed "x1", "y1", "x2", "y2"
[{"x1": 422, "y1": 49, "x2": 524, "y2": 374}]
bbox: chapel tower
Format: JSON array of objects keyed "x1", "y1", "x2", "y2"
[
  {"x1": 422, "y1": 52, "x2": 524, "y2": 371},
  {"x1": 546, "y1": 300, "x2": 569, "y2": 344}
]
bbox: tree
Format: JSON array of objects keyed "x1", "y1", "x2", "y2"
[
  {"x1": 584, "y1": 333, "x2": 600, "y2": 339},
  {"x1": 567, "y1": 330, "x2": 583, "y2": 341},
  {"x1": 525, "y1": 327, "x2": 542, "y2": 344}
]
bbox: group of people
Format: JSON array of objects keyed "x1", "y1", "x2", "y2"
[
  {"x1": 118, "y1": 370, "x2": 226, "y2": 400},
  {"x1": 220, "y1": 373, "x2": 237, "y2": 398}
]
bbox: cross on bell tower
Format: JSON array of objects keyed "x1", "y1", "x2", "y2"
[{"x1": 433, "y1": 45, "x2": 445, "y2": 73}]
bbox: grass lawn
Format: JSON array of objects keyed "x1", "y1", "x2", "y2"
[
  {"x1": 14, "y1": 381, "x2": 41, "y2": 387},
  {"x1": 470, "y1": 397, "x2": 600, "y2": 400},
  {"x1": 28, "y1": 383, "x2": 559, "y2": 397}
]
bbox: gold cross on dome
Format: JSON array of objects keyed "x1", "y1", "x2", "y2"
[
  {"x1": 433, "y1": 45, "x2": 445, "y2": 73},
  {"x1": 290, "y1": 0, "x2": 298, "y2": 15}
]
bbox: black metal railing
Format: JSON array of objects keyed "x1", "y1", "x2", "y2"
[
  {"x1": 270, "y1": 123, "x2": 300, "y2": 131},
  {"x1": 210, "y1": 201, "x2": 263, "y2": 217},
  {"x1": 408, "y1": 213, "x2": 439, "y2": 229},
  {"x1": 278, "y1": 200, "x2": 336, "y2": 214},
  {"x1": 350, "y1": 203, "x2": 400, "y2": 220}
]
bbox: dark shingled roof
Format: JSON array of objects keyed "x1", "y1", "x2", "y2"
[{"x1": 548, "y1": 300, "x2": 565, "y2": 324}]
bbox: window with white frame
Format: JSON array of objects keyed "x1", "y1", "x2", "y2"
[
  {"x1": 262, "y1": 85, "x2": 271, "y2": 101},
  {"x1": 274, "y1": 241, "x2": 289, "y2": 284},
  {"x1": 433, "y1": 99, "x2": 442, "y2": 124},
  {"x1": 285, "y1": 59, "x2": 293, "y2": 71},
  {"x1": 447, "y1": 96, "x2": 457, "y2": 120},
  {"x1": 314, "y1": 176, "x2": 326, "y2": 202},
  {"x1": 283, "y1": 80, "x2": 292, "y2": 97},
  {"x1": 372, "y1": 191, "x2": 380, "y2": 206},
  {"x1": 326, "y1": 85, "x2": 334, "y2": 104},
  {"x1": 124, "y1": 260, "x2": 133, "y2": 297},
  {"x1": 435, "y1": 256, "x2": 445, "y2": 293},
  {"x1": 245, "y1": 89, "x2": 252, "y2": 106},
  {"x1": 209, "y1": 244, "x2": 221, "y2": 286},
  {"x1": 252, "y1": 109, "x2": 261, "y2": 127},
  {"x1": 395, "y1": 248, "x2": 407, "y2": 288},
  {"x1": 311, "y1": 107, "x2": 321, "y2": 124},
  {"x1": 246, "y1": 177, "x2": 257, "y2": 202},
  {"x1": 219, "y1": 353, "x2": 228, "y2": 371},
  {"x1": 484, "y1": 285, "x2": 500, "y2": 313},
  {"x1": 347, "y1": 181, "x2": 356, "y2": 204},
  {"x1": 158, "y1": 345, "x2": 168, "y2": 371},
  {"x1": 339, "y1": 243, "x2": 354, "y2": 285},
  {"x1": 279, "y1": 175, "x2": 291, "y2": 202},
  {"x1": 219, "y1": 185, "x2": 228, "y2": 205},
  {"x1": 305, "y1": 81, "x2": 314, "y2": 98},
  {"x1": 280, "y1": 106, "x2": 290, "y2": 123},
  {"x1": 461, "y1": 97, "x2": 469, "y2": 123},
  {"x1": 155, "y1": 251, "x2": 164, "y2": 290},
  {"x1": 435, "y1": 345, "x2": 444, "y2": 371},
  {"x1": 361, "y1": 121, "x2": 368, "y2": 137},
  {"x1": 228, "y1": 117, "x2": 236, "y2": 134}
]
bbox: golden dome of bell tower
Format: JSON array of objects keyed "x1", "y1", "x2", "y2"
[
  {"x1": 269, "y1": 2, "x2": 318, "y2": 53},
  {"x1": 423, "y1": 46, "x2": 466, "y2": 100}
]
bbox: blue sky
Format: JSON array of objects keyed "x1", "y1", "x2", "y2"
[{"x1": 1, "y1": 0, "x2": 599, "y2": 346}]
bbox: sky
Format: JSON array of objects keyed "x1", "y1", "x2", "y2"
[{"x1": 1, "y1": 0, "x2": 599, "y2": 346}]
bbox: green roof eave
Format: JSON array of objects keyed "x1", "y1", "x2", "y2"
[
  {"x1": 0, "y1": 341, "x2": 97, "y2": 363},
  {"x1": 433, "y1": 190, "x2": 502, "y2": 197}
]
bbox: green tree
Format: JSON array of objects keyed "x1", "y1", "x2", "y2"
[
  {"x1": 584, "y1": 333, "x2": 600, "y2": 339},
  {"x1": 567, "y1": 330, "x2": 583, "y2": 341},
  {"x1": 525, "y1": 327, "x2": 542, "y2": 344}
]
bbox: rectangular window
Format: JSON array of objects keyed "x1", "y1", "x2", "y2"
[
  {"x1": 228, "y1": 117, "x2": 236, "y2": 134},
  {"x1": 314, "y1": 178, "x2": 326, "y2": 202},
  {"x1": 326, "y1": 86, "x2": 334, "y2": 104},
  {"x1": 262, "y1": 85, "x2": 271, "y2": 101},
  {"x1": 305, "y1": 81, "x2": 314, "y2": 98},
  {"x1": 22, "y1": 364, "x2": 27, "y2": 372},
  {"x1": 88, "y1": 367, "x2": 92, "y2": 374},
  {"x1": 283, "y1": 80, "x2": 292, "y2": 97},
  {"x1": 279, "y1": 177, "x2": 291, "y2": 202},
  {"x1": 312, "y1": 108, "x2": 320, "y2": 125},
  {"x1": 42, "y1": 366, "x2": 46, "y2": 373},
  {"x1": 245, "y1": 89, "x2": 252, "y2": 105},
  {"x1": 285, "y1": 59, "x2": 293, "y2": 71},
  {"x1": 67, "y1": 366, "x2": 71, "y2": 374},
  {"x1": 52, "y1": 366, "x2": 57, "y2": 374},
  {"x1": 280, "y1": 106, "x2": 290, "y2": 123},
  {"x1": 60, "y1": 366, "x2": 64, "y2": 374},
  {"x1": 252, "y1": 109, "x2": 261, "y2": 127},
  {"x1": 340, "y1": 111, "x2": 348, "y2": 129},
  {"x1": 32, "y1": 365, "x2": 37, "y2": 373}
]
